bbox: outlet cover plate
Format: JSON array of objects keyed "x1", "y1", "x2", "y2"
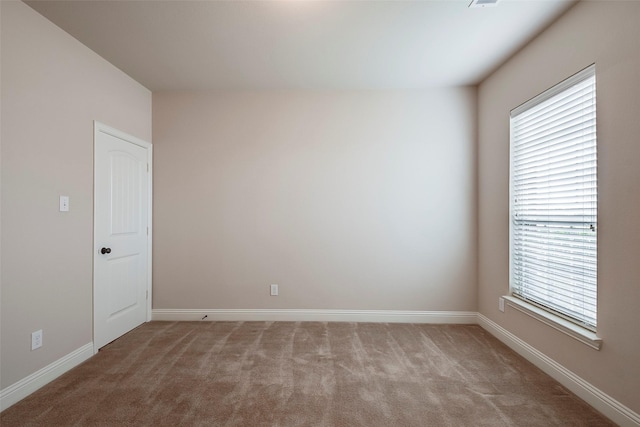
[{"x1": 31, "y1": 329, "x2": 43, "y2": 350}]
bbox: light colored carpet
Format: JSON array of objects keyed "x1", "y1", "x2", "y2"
[{"x1": 1, "y1": 321, "x2": 613, "y2": 426}]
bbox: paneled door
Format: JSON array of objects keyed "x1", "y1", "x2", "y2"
[{"x1": 94, "y1": 122, "x2": 152, "y2": 351}]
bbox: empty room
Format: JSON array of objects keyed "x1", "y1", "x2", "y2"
[{"x1": 1, "y1": 0, "x2": 639, "y2": 425}]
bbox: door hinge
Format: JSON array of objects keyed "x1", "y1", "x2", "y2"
[
  {"x1": 147, "y1": 226, "x2": 149, "y2": 236},
  {"x1": 146, "y1": 290, "x2": 149, "y2": 300},
  {"x1": 147, "y1": 163, "x2": 149, "y2": 172}
]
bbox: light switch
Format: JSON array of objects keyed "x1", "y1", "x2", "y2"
[{"x1": 59, "y1": 195, "x2": 69, "y2": 212}]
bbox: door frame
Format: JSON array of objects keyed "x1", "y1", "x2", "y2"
[{"x1": 93, "y1": 121, "x2": 153, "y2": 354}]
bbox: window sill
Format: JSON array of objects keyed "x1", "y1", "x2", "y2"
[{"x1": 503, "y1": 296, "x2": 602, "y2": 350}]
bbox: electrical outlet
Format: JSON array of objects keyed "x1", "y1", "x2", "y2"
[
  {"x1": 31, "y1": 330, "x2": 43, "y2": 350},
  {"x1": 498, "y1": 297, "x2": 505, "y2": 313},
  {"x1": 270, "y1": 284, "x2": 279, "y2": 296}
]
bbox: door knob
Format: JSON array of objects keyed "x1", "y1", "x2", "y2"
[{"x1": 101, "y1": 247, "x2": 111, "y2": 254}]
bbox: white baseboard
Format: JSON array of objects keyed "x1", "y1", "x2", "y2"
[
  {"x1": 477, "y1": 314, "x2": 640, "y2": 427},
  {"x1": 0, "y1": 342, "x2": 94, "y2": 412},
  {"x1": 152, "y1": 308, "x2": 478, "y2": 324}
]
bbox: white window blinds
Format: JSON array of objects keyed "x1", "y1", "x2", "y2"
[{"x1": 510, "y1": 65, "x2": 597, "y2": 330}]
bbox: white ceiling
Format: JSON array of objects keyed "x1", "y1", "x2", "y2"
[{"x1": 26, "y1": 0, "x2": 577, "y2": 91}]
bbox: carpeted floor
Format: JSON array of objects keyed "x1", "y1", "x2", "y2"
[{"x1": 1, "y1": 321, "x2": 613, "y2": 426}]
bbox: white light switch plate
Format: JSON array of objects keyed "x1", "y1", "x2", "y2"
[{"x1": 59, "y1": 195, "x2": 69, "y2": 212}]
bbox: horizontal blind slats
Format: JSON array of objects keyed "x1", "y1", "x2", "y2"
[
  {"x1": 513, "y1": 239, "x2": 597, "y2": 260},
  {"x1": 514, "y1": 142, "x2": 596, "y2": 169},
  {"x1": 510, "y1": 69, "x2": 597, "y2": 330},
  {"x1": 516, "y1": 161, "x2": 596, "y2": 181},
  {"x1": 513, "y1": 249, "x2": 596, "y2": 272},
  {"x1": 514, "y1": 292, "x2": 596, "y2": 327},
  {"x1": 514, "y1": 286, "x2": 596, "y2": 315},
  {"x1": 513, "y1": 257, "x2": 597, "y2": 280},
  {"x1": 514, "y1": 113, "x2": 595, "y2": 147},
  {"x1": 515, "y1": 99, "x2": 595, "y2": 131},
  {"x1": 515, "y1": 281, "x2": 596, "y2": 308},
  {"x1": 514, "y1": 77, "x2": 595, "y2": 122}
]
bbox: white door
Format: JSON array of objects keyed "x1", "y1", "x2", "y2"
[{"x1": 94, "y1": 122, "x2": 152, "y2": 351}]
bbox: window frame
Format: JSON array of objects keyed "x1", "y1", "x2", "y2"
[{"x1": 508, "y1": 65, "x2": 600, "y2": 347}]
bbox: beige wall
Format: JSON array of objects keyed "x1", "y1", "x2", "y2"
[
  {"x1": 478, "y1": 1, "x2": 640, "y2": 414},
  {"x1": 0, "y1": 1, "x2": 152, "y2": 389},
  {"x1": 153, "y1": 89, "x2": 477, "y2": 312}
]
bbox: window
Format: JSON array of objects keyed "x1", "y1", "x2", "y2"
[{"x1": 510, "y1": 65, "x2": 597, "y2": 331}]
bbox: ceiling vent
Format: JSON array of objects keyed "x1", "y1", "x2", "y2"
[{"x1": 469, "y1": 0, "x2": 500, "y2": 8}]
